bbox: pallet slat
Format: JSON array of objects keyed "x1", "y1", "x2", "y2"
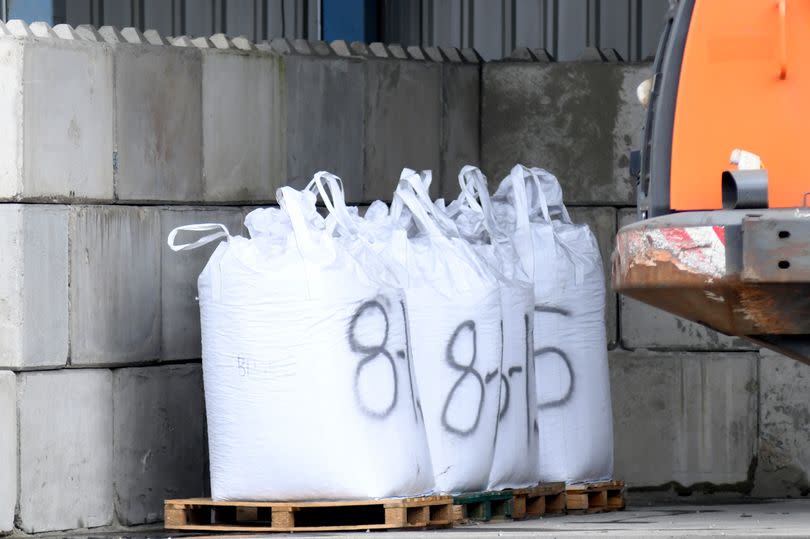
[
  {"x1": 165, "y1": 495, "x2": 454, "y2": 532},
  {"x1": 509, "y1": 482, "x2": 566, "y2": 519}
]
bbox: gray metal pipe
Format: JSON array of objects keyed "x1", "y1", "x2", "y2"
[{"x1": 722, "y1": 169, "x2": 769, "y2": 209}]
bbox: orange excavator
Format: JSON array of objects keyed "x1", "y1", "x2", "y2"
[{"x1": 614, "y1": 0, "x2": 810, "y2": 363}]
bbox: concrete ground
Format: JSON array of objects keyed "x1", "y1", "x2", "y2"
[{"x1": 43, "y1": 499, "x2": 810, "y2": 539}]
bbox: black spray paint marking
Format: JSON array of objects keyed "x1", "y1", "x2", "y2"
[
  {"x1": 535, "y1": 347, "x2": 574, "y2": 410},
  {"x1": 533, "y1": 306, "x2": 575, "y2": 411},
  {"x1": 524, "y1": 313, "x2": 532, "y2": 445},
  {"x1": 441, "y1": 320, "x2": 497, "y2": 437},
  {"x1": 399, "y1": 299, "x2": 422, "y2": 423},
  {"x1": 347, "y1": 299, "x2": 398, "y2": 419}
]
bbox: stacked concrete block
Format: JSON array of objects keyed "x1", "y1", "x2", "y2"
[
  {"x1": 17, "y1": 370, "x2": 113, "y2": 533},
  {"x1": 0, "y1": 371, "x2": 15, "y2": 533},
  {"x1": 113, "y1": 364, "x2": 206, "y2": 524},
  {"x1": 160, "y1": 206, "x2": 245, "y2": 360},
  {"x1": 438, "y1": 48, "x2": 481, "y2": 202},
  {"x1": 0, "y1": 21, "x2": 114, "y2": 200},
  {"x1": 0, "y1": 205, "x2": 69, "y2": 369},
  {"x1": 361, "y1": 43, "x2": 443, "y2": 202},
  {"x1": 754, "y1": 349, "x2": 810, "y2": 497},
  {"x1": 610, "y1": 350, "x2": 758, "y2": 488},
  {"x1": 568, "y1": 206, "x2": 617, "y2": 347},
  {"x1": 69, "y1": 206, "x2": 161, "y2": 365},
  {"x1": 98, "y1": 26, "x2": 203, "y2": 202},
  {"x1": 617, "y1": 209, "x2": 753, "y2": 350},
  {"x1": 279, "y1": 38, "x2": 365, "y2": 202},
  {"x1": 178, "y1": 35, "x2": 285, "y2": 203},
  {"x1": 481, "y1": 58, "x2": 651, "y2": 205}
]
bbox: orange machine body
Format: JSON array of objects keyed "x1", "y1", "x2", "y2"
[{"x1": 671, "y1": 0, "x2": 810, "y2": 210}]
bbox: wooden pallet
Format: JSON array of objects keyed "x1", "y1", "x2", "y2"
[
  {"x1": 452, "y1": 491, "x2": 513, "y2": 522},
  {"x1": 509, "y1": 482, "x2": 566, "y2": 519},
  {"x1": 565, "y1": 480, "x2": 625, "y2": 513},
  {"x1": 452, "y1": 482, "x2": 566, "y2": 522},
  {"x1": 164, "y1": 495, "x2": 454, "y2": 532}
]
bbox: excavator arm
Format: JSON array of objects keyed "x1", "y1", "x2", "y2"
[{"x1": 614, "y1": 0, "x2": 810, "y2": 363}]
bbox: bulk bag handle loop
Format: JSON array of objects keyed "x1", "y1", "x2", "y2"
[{"x1": 167, "y1": 223, "x2": 231, "y2": 251}]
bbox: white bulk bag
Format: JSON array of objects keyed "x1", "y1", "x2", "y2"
[
  {"x1": 167, "y1": 178, "x2": 433, "y2": 501},
  {"x1": 443, "y1": 167, "x2": 540, "y2": 491},
  {"x1": 340, "y1": 175, "x2": 503, "y2": 494},
  {"x1": 498, "y1": 165, "x2": 613, "y2": 484}
]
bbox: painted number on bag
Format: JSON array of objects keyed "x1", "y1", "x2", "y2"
[
  {"x1": 347, "y1": 298, "x2": 422, "y2": 423},
  {"x1": 534, "y1": 306, "x2": 575, "y2": 409},
  {"x1": 441, "y1": 320, "x2": 499, "y2": 437},
  {"x1": 496, "y1": 314, "x2": 536, "y2": 446}
]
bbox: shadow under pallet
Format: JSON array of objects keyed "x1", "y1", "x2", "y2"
[{"x1": 164, "y1": 495, "x2": 454, "y2": 532}]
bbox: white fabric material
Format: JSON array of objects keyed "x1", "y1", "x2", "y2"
[
  {"x1": 496, "y1": 165, "x2": 613, "y2": 484},
  {"x1": 169, "y1": 175, "x2": 434, "y2": 500},
  {"x1": 444, "y1": 167, "x2": 540, "y2": 491},
  {"x1": 332, "y1": 171, "x2": 503, "y2": 494}
]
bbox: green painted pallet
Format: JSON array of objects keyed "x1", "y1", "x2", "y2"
[{"x1": 452, "y1": 491, "x2": 514, "y2": 522}]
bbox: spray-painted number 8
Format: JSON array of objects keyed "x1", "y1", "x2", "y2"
[
  {"x1": 442, "y1": 320, "x2": 495, "y2": 436},
  {"x1": 347, "y1": 300, "x2": 398, "y2": 418}
]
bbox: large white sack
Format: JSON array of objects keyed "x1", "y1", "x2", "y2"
[
  {"x1": 444, "y1": 167, "x2": 540, "y2": 491},
  {"x1": 168, "y1": 178, "x2": 433, "y2": 501},
  {"x1": 348, "y1": 176, "x2": 503, "y2": 494},
  {"x1": 496, "y1": 165, "x2": 613, "y2": 484}
]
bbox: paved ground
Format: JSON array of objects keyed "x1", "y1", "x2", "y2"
[{"x1": 42, "y1": 499, "x2": 810, "y2": 539}]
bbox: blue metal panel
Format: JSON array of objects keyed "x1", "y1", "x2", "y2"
[
  {"x1": 322, "y1": 0, "x2": 377, "y2": 43},
  {"x1": 7, "y1": 0, "x2": 54, "y2": 23}
]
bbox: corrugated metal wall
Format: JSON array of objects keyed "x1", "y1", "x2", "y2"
[{"x1": 52, "y1": 0, "x2": 669, "y2": 60}]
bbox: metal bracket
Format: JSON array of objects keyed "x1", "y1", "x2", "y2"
[{"x1": 742, "y1": 214, "x2": 810, "y2": 282}]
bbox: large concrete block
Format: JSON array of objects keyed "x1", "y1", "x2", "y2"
[
  {"x1": 286, "y1": 55, "x2": 365, "y2": 203},
  {"x1": 481, "y1": 61, "x2": 651, "y2": 205},
  {"x1": 617, "y1": 209, "x2": 753, "y2": 350},
  {"x1": 201, "y1": 48, "x2": 285, "y2": 202},
  {"x1": 0, "y1": 205, "x2": 69, "y2": 369},
  {"x1": 0, "y1": 35, "x2": 114, "y2": 200},
  {"x1": 0, "y1": 371, "x2": 15, "y2": 533},
  {"x1": 440, "y1": 62, "x2": 480, "y2": 201},
  {"x1": 113, "y1": 364, "x2": 206, "y2": 524},
  {"x1": 18, "y1": 369, "x2": 113, "y2": 533},
  {"x1": 112, "y1": 41, "x2": 203, "y2": 201},
  {"x1": 160, "y1": 207, "x2": 245, "y2": 360},
  {"x1": 568, "y1": 206, "x2": 617, "y2": 347},
  {"x1": 610, "y1": 350, "x2": 758, "y2": 488},
  {"x1": 754, "y1": 349, "x2": 810, "y2": 497},
  {"x1": 70, "y1": 206, "x2": 161, "y2": 365},
  {"x1": 364, "y1": 59, "x2": 442, "y2": 202}
]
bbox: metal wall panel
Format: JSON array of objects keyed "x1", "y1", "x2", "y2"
[{"x1": 53, "y1": 0, "x2": 666, "y2": 60}]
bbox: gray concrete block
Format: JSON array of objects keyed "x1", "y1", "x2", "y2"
[
  {"x1": 568, "y1": 206, "x2": 617, "y2": 348},
  {"x1": 18, "y1": 369, "x2": 113, "y2": 533},
  {"x1": 0, "y1": 37, "x2": 114, "y2": 200},
  {"x1": 113, "y1": 44, "x2": 203, "y2": 201},
  {"x1": 610, "y1": 350, "x2": 758, "y2": 488},
  {"x1": 617, "y1": 209, "x2": 754, "y2": 351},
  {"x1": 754, "y1": 349, "x2": 810, "y2": 497},
  {"x1": 201, "y1": 49, "x2": 285, "y2": 202},
  {"x1": 440, "y1": 63, "x2": 480, "y2": 201},
  {"x1": 160, "y1": 207, "x2": 245, "y2": 360},
  {"x1": 364, "y1": 59, "x2": 442, "y2": 202},
  {"x1": 113, "y1": 364, "x2": 205, "y2": 524},
  {"x1": 0, "y1": 205, "x2": 69, "y2": 369},
  {"x1": 70, "y1": 206, "x2": 161, "y2": 365},
  {"x1": 0, "y1": 371, "x2": 15, "y2": 533},
  {"x1": 481, "y1": 62, "x2": 651, "y2": 205},
  {"x1": 285, "y1": 55, "x2": 365, "y2": 203}
]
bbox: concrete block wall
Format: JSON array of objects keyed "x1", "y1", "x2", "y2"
[
  {"x1": 1, "y1": 19, "x2": 808, "y2": 535},
  {"x1": 0, "y1": 21, "x2": 482, "y2": 535},
  {"x1": 480, "y1": 53, "x2": 810, "y2": 499}
]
